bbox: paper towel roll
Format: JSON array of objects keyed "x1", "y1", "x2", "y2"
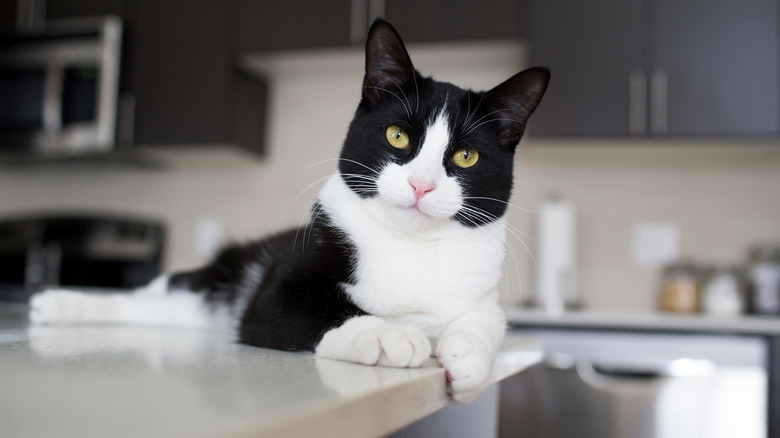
[{"x1": 537, "y1": 195, "x2": 576, "y2": 313}]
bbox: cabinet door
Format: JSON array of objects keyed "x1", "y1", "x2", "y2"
[
  {"x1": 527, "y1": 0, "x2": 645, "y2": 136},
  {"x1": 652, "y1": 0, "x2": 779, "y2": 136},
  {"x1": 237, "y1": 0, "x2": 353, "y2": 51},
  {"x1": 384, "y1": 0, "x2": 525, "y2": 43}
]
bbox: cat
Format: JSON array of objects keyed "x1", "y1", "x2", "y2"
[{"x1": 28, "y1": 19, "x2": 549, "y2": 404}]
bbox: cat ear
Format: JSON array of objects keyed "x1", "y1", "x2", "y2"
[
  {"x1": 484, "y1": 67, "x2": 550, "y2": 148},
  {"x1": 362, "y1": 19, "x2": 415, "y2": 106}
]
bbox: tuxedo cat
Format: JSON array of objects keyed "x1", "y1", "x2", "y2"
[{"x1": 29, "y1": 19, "x2": 549, "y2": 404}]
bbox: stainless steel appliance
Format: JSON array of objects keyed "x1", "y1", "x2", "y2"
[
  {"x1": 0, "y1": 214, "x2": 165, "y2": 302},
  {"x1": 500, "y1": 329, "x2": 767, "y2": 438},
  {"x1": 0, "y1": 16, "x2": 122, "y2": 155}
]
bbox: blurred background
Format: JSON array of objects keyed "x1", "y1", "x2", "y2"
[
  {"x1": 0, "y1": 0, "x2": 778, "y2": 315},
  {"x1": 2, "y1": 1, "x2": 780, "y2": 437}
]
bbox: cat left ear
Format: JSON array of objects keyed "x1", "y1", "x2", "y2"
[
  {"x1": 362, "y1": 19, "x2": 415, "y2": 106},
  {"x1": 484, "y1": 67, "x2": 550, "y2": 149}
]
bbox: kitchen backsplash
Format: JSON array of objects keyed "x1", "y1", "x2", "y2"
[{"x1": 1, "y1": 41, "x2": 779, "y2": 312}]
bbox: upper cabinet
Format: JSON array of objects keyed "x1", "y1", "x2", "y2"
[
  {"x1": 384, "y1": 0, "x2": 526, "y2": 43},
  {"x1": 652, "y1": 0, "x2": 779, "y2": 137},
  {"x1": 528, "y1": 0, "x2": 780, "y2": 137},
  {"x1": 237, "y1": 0, "x2": 353, "y2": 51},
  {"x1": 237, "y1": 0, "x2": 528, "y2": 52},
  {"x1": 45, "y1": 0, "x2": 267, "y2": 152}
]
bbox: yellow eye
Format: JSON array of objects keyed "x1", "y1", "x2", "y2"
[
  {"x1": 452, "y1": 148, "x2": 480, "y2": 168},
  {"x1": 385, "y1": 125, "x2": 410, "y2": 149}
]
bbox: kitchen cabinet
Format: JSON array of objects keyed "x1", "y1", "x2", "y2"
[
  {"x1": 384, "y1": 0, "x2": 526, "y2": 43},
  {"x1": 46, "y1": 0, "x2": 267, "y2": 152},
  {"x1": 237, "y1": 0, "x2": 527, "y2": 51},
  {"x1": 528, "y1": 0, "x2": 780, "y2": 137},
  {"x1": 237, "y1": 0, "x2": 353, "y2": 51}
]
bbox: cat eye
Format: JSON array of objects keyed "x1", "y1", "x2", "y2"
[
  {"x1": 452, "y1": 148, "x2": 480, "y2": 168},
  {"x1": 385, "y1": 125, "x2": 410, "y2": 149}
]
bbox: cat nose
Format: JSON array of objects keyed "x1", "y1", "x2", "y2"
[{"x1": 409, "y1": 179, "x2": 435, "y2": 200}]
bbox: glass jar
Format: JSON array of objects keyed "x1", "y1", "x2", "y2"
[
  {"x1": 748, "y1": 246, "x2": 780, "y2": 315},
  {"x1": 701, "y1": 266, "x2": 745, "y2": 315},
  {"x1": 659, "y1": 262, "x2": 700, "y2": 313}
]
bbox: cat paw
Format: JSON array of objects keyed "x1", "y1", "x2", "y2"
[
  {"x1": 316, "y1": 316, "x2": 431, "y2": 368},
  {"x1": 436, "y1": 333, "x2": 493, "y2": 404},
  {"x1": 29, "y1": 290, "x2": 91, "y2": 324}
]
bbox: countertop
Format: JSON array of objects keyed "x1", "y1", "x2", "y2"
[
  {"x1": 0, "y1": 306, "x2": 541, "y2": 438},
  {"x1": 506, "y1": 307, "x2": 780, "y2": 336}
]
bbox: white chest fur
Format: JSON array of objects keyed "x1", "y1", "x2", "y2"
[{"x1": 318, "y1": 175, "x2": 507, "y2": 338}]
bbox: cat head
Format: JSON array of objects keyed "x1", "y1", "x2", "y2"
[{"x1": 339, "y1": 19, "x2": 549, "y2": 231}]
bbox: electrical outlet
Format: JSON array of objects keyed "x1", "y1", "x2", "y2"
[{"x1": 631, "y1": 221, "x2": 680, "y2": 267}]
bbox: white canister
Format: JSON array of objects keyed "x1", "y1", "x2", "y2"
[{"x1": 536, "y1": 195, "x2": 577, "y2": 314}]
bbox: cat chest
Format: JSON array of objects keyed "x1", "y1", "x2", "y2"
[{"x1": 343, "y1": 231, "x2": 505, "y2": 323}]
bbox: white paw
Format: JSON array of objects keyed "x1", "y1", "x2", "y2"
[
  {"x1": 316, "y1": 316, "x2": 431, "y2": 368},
  {"x1": 29, "y1": 290, "x2": 90, "y2": 324},
  {"x1": 436, "y1": 333, "x2": 493, "y2": 404}
]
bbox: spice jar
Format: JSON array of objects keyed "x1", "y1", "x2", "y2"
[
  {"x1": 748, "y1": 246, "x2": 780, "y2": 315},
  {"x1": 659, "y1": 262, "x2": 700, "y2": 313},
  {"x1": 701, "y1": 266, "x2": 744, "y2": 315}
]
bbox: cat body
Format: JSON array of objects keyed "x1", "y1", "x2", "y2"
[{"x1": 29, "y1": 20, "x2": 549, "y2": 404}]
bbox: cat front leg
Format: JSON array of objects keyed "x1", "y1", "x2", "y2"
[
  {"x1": 436, "y1": 304, "x2": 506, "y2": 404},
  {"x1": 315, "y1": 315, "x2": 431, "y2": 368}
]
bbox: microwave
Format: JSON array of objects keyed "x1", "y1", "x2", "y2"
[{"x1": 0, "y1": 16, "x2": 122, "y2": 156}]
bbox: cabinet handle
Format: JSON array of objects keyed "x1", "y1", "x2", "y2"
[
  {"x1": 650, "y1": 70, "x2": 668, "y2": 136},
  {"x1": 350, "y1": 0, "x2": 368, "y2": 44},
  {"x1": 629, "y1": 70, "x2": 647, "y2": 136}
]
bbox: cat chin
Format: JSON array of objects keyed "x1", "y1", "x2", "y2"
[{"x1": 365, "y1": 199, "x2": 455, "y2": 234}]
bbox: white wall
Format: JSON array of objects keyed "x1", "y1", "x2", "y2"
[{"x1": 2, "y1": 41, "x2": 779, "y2": 312}]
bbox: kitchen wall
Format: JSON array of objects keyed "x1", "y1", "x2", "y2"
[{"x1": 1, "y1": 41, "x2": 779, "y2": 312}]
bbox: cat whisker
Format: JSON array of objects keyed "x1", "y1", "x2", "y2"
[
  {"x1": 387, "y1": 78, "x2": 414, "y2": 118},
  {"x1": 462, "y1": 92, "x2": 486, "y2": 131},
  {"x1": 457, "y1": 206, "x2": 540, "y2": 276},
  {"x1": 466, "y1": 117, "x2": 528, "y2": 137},
  {"x1": 463, "y1": 108, "x2": 506, "y2": 135},
  {"x1": 363, "y1": 85, "x2": 412, "y2": 119},
  {"x1": 462, "y1": 196, "x2": 538, "y2": 214},
  {"x1": 285, "y1": 174, "x2": 335, "y2": 208}
]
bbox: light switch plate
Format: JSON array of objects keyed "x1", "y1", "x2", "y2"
[{"x1": 631, "y1": 221, "x2": 680, "y2": 267}]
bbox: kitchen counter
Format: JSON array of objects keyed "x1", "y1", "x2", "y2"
[
  {"x1": 0, "y1": 306, "x2": 541, "y2": 438},
  {"x1": 506, "y1": 307, "x2": 780, "y2": 335}
]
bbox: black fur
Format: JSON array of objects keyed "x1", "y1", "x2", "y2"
[
  {"x1": 169, "y1": 19, "x2": 549, "y2": 353},
  {"x1": 340, "y1": 20, "x2": 549, "y2": 227},
  {"x1": 171, "y1": 211, "x2": 365, "y2": 352}
]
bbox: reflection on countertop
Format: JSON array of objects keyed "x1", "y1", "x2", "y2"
[{"x1": 0, "y1": 305, "x2": 541, "y2": 438}]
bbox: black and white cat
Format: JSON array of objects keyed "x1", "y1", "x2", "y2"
[{"x1": 29, "y1": 20, "x2": 549, "y2": 404}]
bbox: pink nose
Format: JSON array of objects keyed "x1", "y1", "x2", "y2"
[{"x1": 409, "y1": 180, "x2": 435, "y2": 200}]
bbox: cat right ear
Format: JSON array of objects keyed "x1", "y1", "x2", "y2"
[{"x1": 362, "y1": 19, "x2": 415, "y2": 106}]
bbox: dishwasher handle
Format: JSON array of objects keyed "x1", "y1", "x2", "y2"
[{"x1": 572, "y1": 357, "x2": 717, "y2": 392}]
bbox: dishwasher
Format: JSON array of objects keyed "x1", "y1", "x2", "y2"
[{"x1": 499, "y1": 329, "x2": 767, "y2": 438}]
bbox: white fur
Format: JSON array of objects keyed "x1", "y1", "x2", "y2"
[
  {"x1": 315, "y1": 109, "x2": 508, "y2": 404},
  {"x1": 29, "y1": 275, "x2": 235, "y2": 333},
  {"x1": 27, "y1": 111, "x2": 507, "y2": 404}
]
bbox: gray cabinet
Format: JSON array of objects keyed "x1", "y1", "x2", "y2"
[
  {"x1": 652, "y1": 0, "x2": 779, "y2": 137},
  {"x1": 237, "y1": 0, "x2": 353, "y2": 51},
  {"x1": 527, "y1": 0, "x2": 644, "y2": 136},
  {"x1": 237, "y1": 0, "x2": 527, "y2": 51},
  {"x1": 529, "y1": 0, "x2": 780, "y2": 138},
  {"x1": 385, "y1": 0, "x2": 526, "y2": 43},
  {"x1": 46, "y1": 0, "x2": 268, "y2": 153}
]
